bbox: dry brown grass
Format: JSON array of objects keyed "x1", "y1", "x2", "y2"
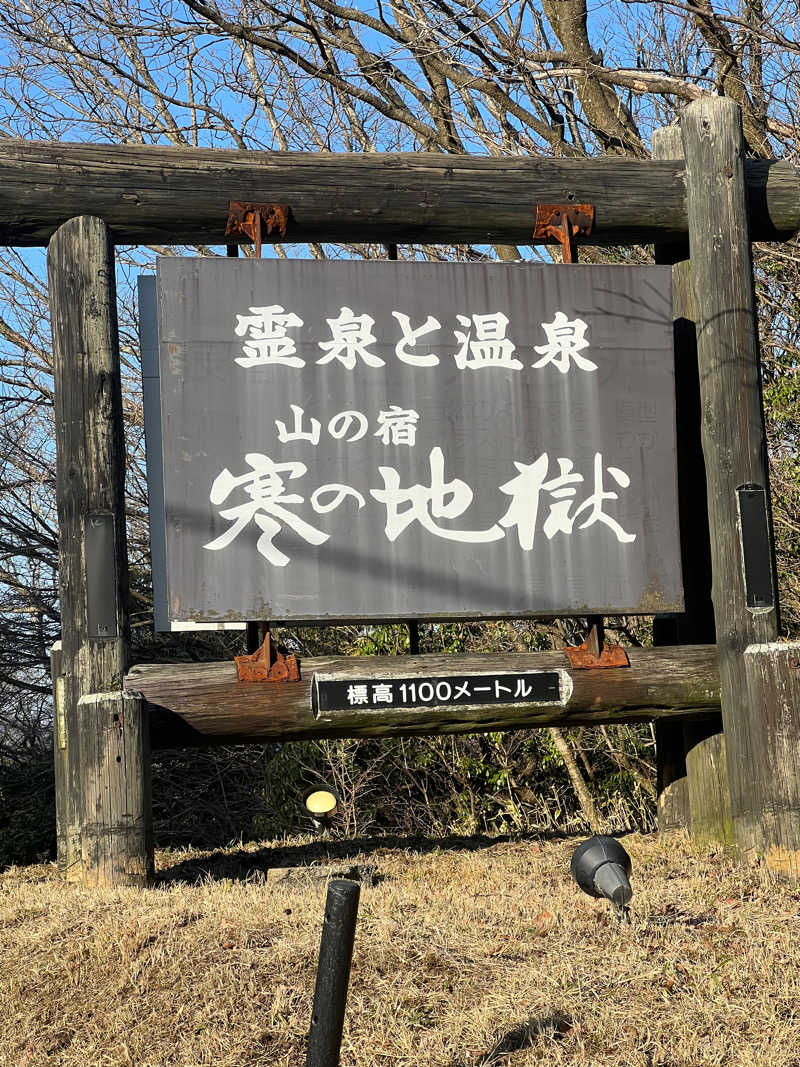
[{"x1": 2, "y1": 831, "x2": 799, "y2": 1066}]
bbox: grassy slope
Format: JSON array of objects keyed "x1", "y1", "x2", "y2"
[{"x1": 1, "y1": 832, "x2": 799, "y2": 1066}]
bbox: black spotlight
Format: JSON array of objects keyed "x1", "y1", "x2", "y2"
[{"x1": 570, "y1": 835, "x2": 633, "y2": 920}]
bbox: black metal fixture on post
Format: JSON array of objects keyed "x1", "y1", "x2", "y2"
[
  {"x1": 306, "y1": 879, "x2": 361, "y2": 1067},
  {"x1": 570, "y1": 835, "x2": 633, "y2": 920}
]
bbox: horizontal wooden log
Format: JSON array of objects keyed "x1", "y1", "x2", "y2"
[
  {"x1": 125, "y1": 646, "x2": 721, "y2": 748},
  {"x1": 0, "y1": 140, "x2": 797, "y2": 247}
]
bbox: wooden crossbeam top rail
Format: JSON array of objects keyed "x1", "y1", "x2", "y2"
[
  {"x1": 126, "y1": 645, "x2": 721, "y2": 749},
  {"x1": 1, "y1": 139, "x2": 797, "y2": 246}
]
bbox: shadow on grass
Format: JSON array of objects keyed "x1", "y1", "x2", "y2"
[
  {"x1": 156, "y1": 829, "x2": 574, "y2": 885},
  {"x1": 453, "y1": 1013, "x2": 574, "y2": 1065}
]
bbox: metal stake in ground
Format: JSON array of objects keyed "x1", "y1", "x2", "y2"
[{"x1": 307, "y1": 879, "x2": 361, "y2": 1067}]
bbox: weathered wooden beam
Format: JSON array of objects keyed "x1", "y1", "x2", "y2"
[
  {"x1": 125, "y1": 646, "x2": 721, "y2": 748},
  {"x1": 50, "y1": 641, "x2": 71, "y2": 875},
  {"x1": 652, "y1": 124, "x2": 693, "y2": 835},
  {"x1": 0, "y1": 139, "x2": 798, "y2": 247},
  {"x1": 76, "y1": 691, "x2": 153, "y2": 888},
  {"x1": 651, "y1": 124, "x2": 729, "y2": 841},
  {"x1": 682, "y1": 99, "x2": 783, "y2": 871},
  {"x1": 654, "y1": 720, "x2": 690, "y2": 832},
  {"x1": 743, "y1": 642, "x2": 800, "y2": 878},
  {"x1": 48, "y1": 215, "x2": 153, "y2": 887},
  {"x1": 685, "y1": 721, "x2": 733, "y2": 848}
]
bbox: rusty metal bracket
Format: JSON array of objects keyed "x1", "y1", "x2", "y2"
[
  {"x1": 226, "y1": 202, "x2": 290, "y2": 258},
  {"x1": 534, "y1": 204, "x2": 594, "y2": 264},
  {"x1": 565, "y1": 642, "x2": 630, "y2": 669},
  {"x1": 235, "y1": 628, "x2": 300, "y2": 682},
  {"x1": 565, "y1": 616, "x2": 629, "y2": 670}
]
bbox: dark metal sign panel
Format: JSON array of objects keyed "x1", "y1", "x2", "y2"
[
  {"x1": 84, "y1": 513, "x2": 118, "y2": 639},
  {"x1": 737, "y1": 484, "x2": 775, "y2": 611},
  {"x1": 143, "y1": 258, "x2": 681, "y2": 623},
  {"x1": 313, "y1": 671, "x2": 565, "y2": 716}
]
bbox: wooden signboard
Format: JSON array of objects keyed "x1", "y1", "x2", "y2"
[{"x1": 141, "y1": 258, "x2": 681, "y2": 624}]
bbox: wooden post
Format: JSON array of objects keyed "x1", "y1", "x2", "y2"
[
  {"x1": 684, "y1": 722, "x2": 733, "y2": 847},
  {"x1": 48, "y1": 215, "x2": 153, "y2": 887},
  {"x1": 654, "y1": 720, "x2": 689, "y2": 832},
  {"x1": 682, "y1": 98, "x2": 782, "y2": 867},
  {"x1": 77, "y1": 691, "x2": 153, "y2": 887},
  {"x1": 50, "y1": 640, "x2": 69, "y2": 874},
  {"x1": 743, "y1": 643, "x2": 800, "y2": 878},
  {"x1": 651, "y1": 124, "x2": 729, "y2": 841}
]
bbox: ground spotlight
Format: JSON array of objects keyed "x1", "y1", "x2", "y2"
[
  {"x1": 570, "y1": 835, "x2": 633, "y2": 921},
  {"x1": 303, "y1": 783, "x2": 341, "y2": 830}
]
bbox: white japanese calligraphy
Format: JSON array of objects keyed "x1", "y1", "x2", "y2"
[
  {"x1": 311, "y1": 484, "x2": 366, "y2": 513},
  {"x1": 328, "y1": 410, "x2": 369, "y2": 443},
  {"x1": 275, "y1": 404, "x2": 321, "y2": 445},
  {"x1": 392, "y1": 312, "x2": 441, "y2": 367},
  {"x1": 498, "y1": 455, "x2": 583, "y2": 548},
  {"x1": 234, "y1": 305, "x2": 305, "y2": 368},
  {"x1": 454, "y1": 312, "x2": 522, "y2": 371},
  {"x1": 370, "y1": 446, "x2": 504, "y2": 543},
  {"x1": 204, "y1": 454, "x2": 328, "y2": 567},
  {"x1": 532, "y1": 312, "x2": 597, "y2": 374},
  {"x1": 347, "y1": 684, "x2": 368, "y2": 706},
  {"x1": 374, "y1": 406, "x2": 420, "y2": 446},
  {"x1": 571, "y1": 453, "x2": 636, "y2": 542},
  {"x1": 231, "y1": 305, "x2": 609, "y2": 378},
  {"x1": 317, "y1": 307, "x2": 384, "y2": 368},
  {"x1": 498, "y1": 452, "x2": 635, "y2": 548},
  {"x1": 205, "y1": 446, "x2": 637, "y2": 563}
]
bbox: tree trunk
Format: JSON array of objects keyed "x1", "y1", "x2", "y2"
[{"x1": 548, "y1": 726, "x2": 604, "y2": 831}]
